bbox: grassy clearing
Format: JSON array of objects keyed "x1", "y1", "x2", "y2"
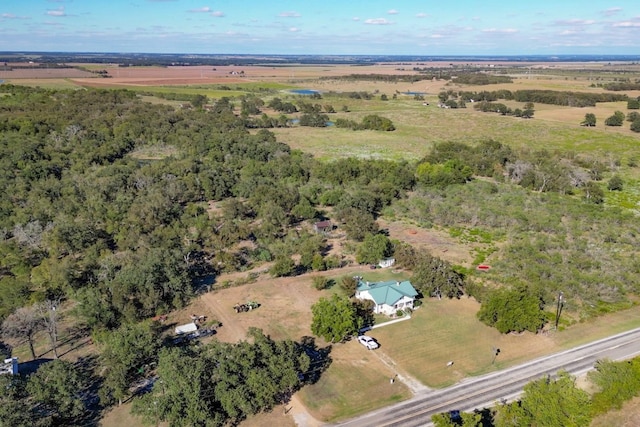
[
  {"x1": 590, "y1": 395, "x2": 640, "y2": 427},
  {"x1": 272, "y1": 97, "x2": 640, "y2": 161},
  {"x1": 372, "y1": 297, "x2": 640, "y2": 389},
  {"x1": 298, "y1": 341, "x2": 411, "y2": 422},
  {"x1": 104, "y1": 85, "x2": 249, "y2": 99},
  {"x1": 4, "y1": 78, "x2": 83, "y2": 89}
]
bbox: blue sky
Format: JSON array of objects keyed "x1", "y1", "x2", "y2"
[{"x1": 1, "y1": 1, "x2": 639, "y2": 55}]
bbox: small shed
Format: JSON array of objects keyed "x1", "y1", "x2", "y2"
[
  {"x1": 313, "y1": 220, "x2": 332, "y2": 234},
  {"x1": 378, "y1": 258, "x2": 396, "y2": 269},
  {"x1": 0, "y1": 357, "x2": 18, "y2": 376}
]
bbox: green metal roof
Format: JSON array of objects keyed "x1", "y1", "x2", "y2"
[{"x1": 357, "y1": 280, "x2": 417, "y2": 306}]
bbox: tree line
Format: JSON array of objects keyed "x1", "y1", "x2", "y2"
[{"x1": 432, "y1": 356, "x2": 640, "y2": 426}]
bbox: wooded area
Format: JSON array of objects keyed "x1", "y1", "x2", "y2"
[{"x1": 1, "y1": 74, "x2": 639, "y2": 425}]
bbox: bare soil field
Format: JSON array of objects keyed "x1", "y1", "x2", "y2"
[{"x1": 0, "y1": 67, "x2": 94, "y2": 79}]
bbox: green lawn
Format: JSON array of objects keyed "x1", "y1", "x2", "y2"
[
  {"x1": 297, "y1": 343, "x2": 411, "y2": 422},
  {"x1": 372, "y1": 297, "x2": 640, "y2": 388}
]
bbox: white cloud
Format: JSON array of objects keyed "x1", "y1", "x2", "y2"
[
  {"x1": 289, "y1": 27, "x2": 299, "y2": 32},
  {"x1": 210, "y1": 11, "x2": 224, "y2": 17},
  {"x1": 613, "y1": 20, "x2": 640, "y2": 27},
  {"x1": 46, "y1": 6, "x2": 66, "y2": 17},
  {"x1": 1, "y1": 13, "x2": 16, "y2": 18},
  {"x1": 388, "y1": 9, "x2": 398, "y2": 15},
  {"x1": 554, "y1": 19, "x2": 595, "y2": 26},
  {"x1": 364, "y1": 18, "x2": 392, "y2": 25},
  {"x1": 482, "y1": 28, "x2": 518, "y2": 34},
  {"x1": 430, "y1": 34, "x2": 444, "y2": 38},
  {"x1": 189, "y1": 7, "x2": 211, "y2": 13},
  {"x1": 416, "y1": 13, "x2": 428, "y2": 18},
  {"x1": 279, "y1": 11, "x2": 301, "y2": 18},
  {"x1": 603, "y1": 7, "x2": 622, "y2": 16}
]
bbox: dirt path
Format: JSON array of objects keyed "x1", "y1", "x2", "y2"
[
  {"x1": 289, "y1": 395, "x2": 324, "y2": 427},
  {"x1": 374, "y1": 351, "x2": 429, "y2": 394}
]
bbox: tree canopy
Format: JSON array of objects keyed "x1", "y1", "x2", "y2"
[
  {"x1": 132, "y1": 328, "x2": 311, "y2": 427},
  {"x1": 477, "y1": 284, "x2": 547, "y2": 334},
  {"x1": 311, "y1": 294, "x2": 362, "y2": 343}
]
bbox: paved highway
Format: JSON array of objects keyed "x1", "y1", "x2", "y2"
[{"x1": 337, "y1": 327, "x2": 640, "y2": 427}]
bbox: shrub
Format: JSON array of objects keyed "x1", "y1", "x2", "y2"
[
  {"x1": 605, "y1": 111, "x2": 625, "y2": 126},
  {"x1": 312, "y1": 276, "x2": 329, "y2": 290},
  {"x1": 607, "y1": 175, "x2": 623, "y2": 191}
]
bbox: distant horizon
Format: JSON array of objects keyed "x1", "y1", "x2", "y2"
[
  {"x1": 1, "y1": 1, "x2": 639, "y2": 56},
  {"x1": 2, "y1": 52, "x2": 640, "y2": 62}
]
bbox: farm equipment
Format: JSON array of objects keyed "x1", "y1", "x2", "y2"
[{"x1": 233, "y1": 301, "x2": 260, "y2": 313}]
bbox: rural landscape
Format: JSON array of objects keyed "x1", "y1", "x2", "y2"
[{"x1": 1, "y1": 52, "x2": 640, "y2": 427}]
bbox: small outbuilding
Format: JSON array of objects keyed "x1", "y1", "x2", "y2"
[
  {"x1": 313, "y1": 220, "x2": 332, "y2": 234},
  {"x1": 175, "y1": 322, "x2": 198, "y2": 335},
  {"x1": 0, "y1": 357, "x2": 18, "y2": 376},
  {"x1": 378, "y1": 258, "x2": 396, "y2": 269}
]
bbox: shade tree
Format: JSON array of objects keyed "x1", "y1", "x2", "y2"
[
  {"x1": 581, "y1": 113, "x2": 596, "y2": 127},
  {"x1": 27, "y1": 359, "x2": 88, "y2": 423},
  {"x1": 311, "y1": 294, "x2": 362, "y2": 343},
  {"x1": 477, "y1": 284, "x2": 547, "y2": 333},
  {"x1": 1, "y1": 305, "x2": 44, "y2": 360}
]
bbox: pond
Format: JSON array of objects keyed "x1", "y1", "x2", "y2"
[
  {"x1": 288, "y1": 118, "x2": 334, "y2": 126},
  {"x1": 290, "y1": 89, "x2": 319, "y2": 95}
]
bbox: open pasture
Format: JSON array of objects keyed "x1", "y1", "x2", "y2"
[{"x1": 164, "y1": 258, "x2": 640, "y2": 422}]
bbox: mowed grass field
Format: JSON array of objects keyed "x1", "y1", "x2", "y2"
[{"x1": 372, "y1": 297, "x2": 640, "y2": 389}]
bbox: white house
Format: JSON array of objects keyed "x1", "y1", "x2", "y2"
[{"x1": 355, "y1": 279, "x2": 418, "y2": 316}]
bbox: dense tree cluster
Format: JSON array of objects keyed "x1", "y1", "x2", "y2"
[
  {"x1": 447, "y1": 88, "x2": 627, "y2": 107},
  {"x1": 131, "y1": 328, "x2": 313, "y2": 427},
  {"x1": 0, "y1": 359, "x2": 90, "y2": 426},
  {"x1": 513, "y1": 89, "x2": 627, "y2": 107},
  {"x1": 0, "y1": 86, "x2": 417, "y2": 332},
  {"x1": 450, "y1": 73, "x2": 513, "y2": 85},
  {"x1": 320, "y1": 73, "x2": 430, "y2": 83},
  {"x1": 477, "y1": 284, "x2": 547, "y2": 333},
  {"x1": 473, "y1": 101, "x2": 535, "y2": 118},
  {"x1": 334, "y1": 114, "x2": 396, "y2": 131},
  {"x1": 602, "y1": 82, "x2": 640, "y2": 91},
  {"x1": 494, "y1": 371, "x2": 592, "y2": 427}
]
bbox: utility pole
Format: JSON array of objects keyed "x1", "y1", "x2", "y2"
[{"x1": 555, "y1": 291, "x2": 564, "y2": 329}]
